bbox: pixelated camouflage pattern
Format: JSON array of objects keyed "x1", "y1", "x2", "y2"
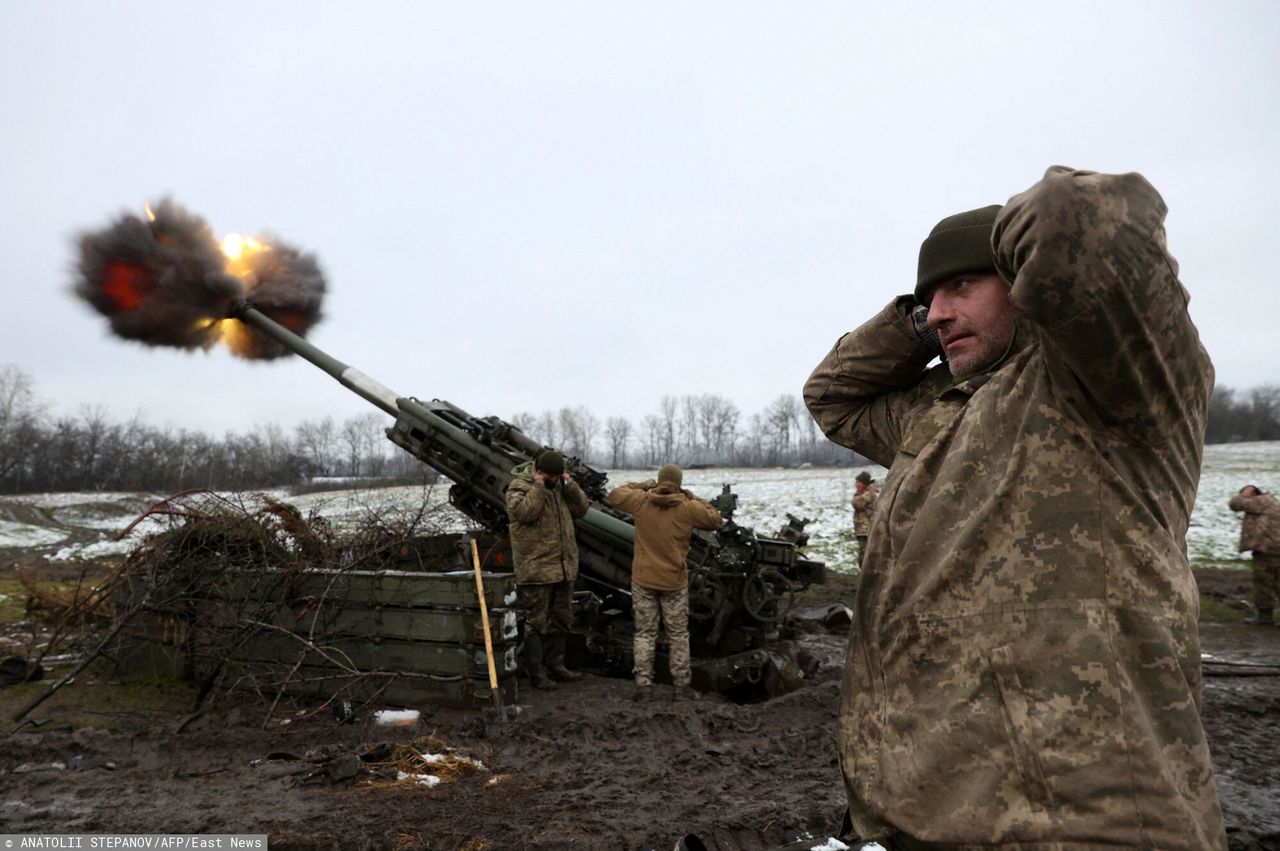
[
  {"x1": 1228, "y1": 491, "x2": 1280, "y2": 555},
  {"x1": 1247, "y1": 553, "x2": 1280, "y2": 611},
  {"x1": 852, "y1": 483, "x2": 879, "y2": 535},
  {"x1": 505, "y1": 461, "x2": 591, "y2": 585},
  {"x1": 632, "y1": 582, "x2": 691, "y2": 687},
  {"x1": 804, "y1": 167, "x2": 1225, "y2": 848},
  {"x1": 518, "y1": 580, "x2": 574, "y2": 635}
]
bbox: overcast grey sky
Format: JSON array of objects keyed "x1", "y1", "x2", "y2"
[{"x1": 2, "y1": 2, "x2": 1277, "y2": 437}]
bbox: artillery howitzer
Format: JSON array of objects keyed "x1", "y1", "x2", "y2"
[{"x1": 230, "y1": 303, "x2": 824, "y2": 695}]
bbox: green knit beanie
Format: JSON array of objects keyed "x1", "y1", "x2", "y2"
[
  {"x1": 657, "y1": 463, "x2": 683, "y2": 488},
  {"x1": 915, "y1": 204, "x2": 1001, "y2": 304},
  {"x1": 535, "y1": 450, "x2": 566, "y2": 477}
]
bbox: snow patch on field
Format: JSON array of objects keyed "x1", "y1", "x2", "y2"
[
  {"x1": 0, "y1": 520, "x2": 67, "y2": 548},
  {"x1": 47, "y1": 538, "x2": 138, "y2": 562},
  {"x1": 4, "y1": 492, "x2": 157, "y2": 511},
  {"x1": 1, "y1": 443, "x2": 1277, "y2": 570},
  {"x1": 284, "y1": 484, "x2": 465, "y2": 534}
]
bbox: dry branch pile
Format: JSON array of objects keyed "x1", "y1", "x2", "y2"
[{"x1": 19, "y1": 488, "x2": 472, "y2": 725}]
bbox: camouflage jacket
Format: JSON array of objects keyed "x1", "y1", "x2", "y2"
[
  {"x1": 608, "y1": 481, "x2": 723, "y2": 591},
  {"x1": 504, "y1": 461, "x2": 590, "y2": 585},
  {"x1": 1229, "y1": 491, "x2": 1280, "y2": 555},
  {"x1": 803, "y1": 168, "x2": 1225, "y2": 849},
  {"x1": 851, "y1": 483, "x2": 878, "y2": 535}
]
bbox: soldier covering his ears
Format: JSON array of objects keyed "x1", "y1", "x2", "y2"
[
  {"x1": 804, "y1": 167, "x2": 1226, "y2": 848},
  {"x1": 505, "y1": 449, "x2": 591, "y2": 689}
]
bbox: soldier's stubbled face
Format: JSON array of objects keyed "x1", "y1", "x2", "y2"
[{"x1": 926, "y1": 273, "x2": 1018, "y2": 377}]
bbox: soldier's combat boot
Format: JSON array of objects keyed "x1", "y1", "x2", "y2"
[
  {"x1": 523, "y1": 633, "x2": 556, "y2": 689},
  {"x1": 1245, "y1": 608, "x2": 1275, "y2": 626},
  {"x1": 545, "y1": 633, "x2": 582, "y2": 682}
]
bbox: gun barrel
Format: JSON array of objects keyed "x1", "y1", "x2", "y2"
[{"x1": 232, "y1": 304, "x2": 401, "y2": 417}]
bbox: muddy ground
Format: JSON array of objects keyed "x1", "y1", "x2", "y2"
[{"x1": 1, "y1": 568, "x2": 1278, "y2": 851}]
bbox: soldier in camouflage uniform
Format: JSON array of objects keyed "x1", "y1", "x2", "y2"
[
  {"x1": 609, "y1": 463, "x2": 723, "y2": 701},
  {"x1": 851, "y1": 470, "x2": 878, "y2": 568},
  {"x1": 804, "y1": 167, "x2": 1226, "y2": 848},
  {"x1": 506, "y1": 450, "x2": 591, "y2": 689},
  {"x1": 1228, "y1": 484, "x2": 1280, "y2": 625}
]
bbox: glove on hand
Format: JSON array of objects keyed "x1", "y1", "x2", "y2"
[{"x1": 910, "y1": 304, "x2": 943, "y2": 357}]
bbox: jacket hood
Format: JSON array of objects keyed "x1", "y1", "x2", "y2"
[
  {"x1": 648, "y1": 481, "x2": 688, "y2": 509},
  {"x1": 510, "y1": 461, "x2": 535, "y2": 482}
]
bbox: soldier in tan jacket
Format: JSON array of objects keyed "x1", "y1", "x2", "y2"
[
  {"x1": 851, "y1": 470, "x2": 878, "y2": 568},
  {"x1": 1228, "y1": 484, "x2": 1280, "y2": 626},
  {"x1": 608, "y1": 464, "x2": 723, "y2": 701},
  {"x1": 505, "y1": 450, "x2": 591, "y2": 689},
  {"x1": 804, "y1": 167, "x2": 1226, "y2": 848}
]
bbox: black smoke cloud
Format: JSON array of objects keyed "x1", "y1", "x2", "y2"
[
  {"x1": 74, "y1": 199, "x2": 326, "y2": 360},
  {"x1": 75, "y1": 198, "x2": 240, "y2": 349}
]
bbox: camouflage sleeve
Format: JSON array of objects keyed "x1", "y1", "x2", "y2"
[
  {"x1": 993, "y1": 166, "x2": 1213, "y2": 437},
  {"x1": 607, "y1": 482, "x2": 646, "y2": 513},
  {"x1": 803, "y1": 297, "x2": 938, "y2": 467},
  {"x1": 563, "y1": 480, "x2": 591, "y2": 519},
  {"x1": 1229, "y1": 494, "x2": 1271, "y2": 514},
  {"x1": 505, "y1": 480, "x2": 546, "y2": 525}
]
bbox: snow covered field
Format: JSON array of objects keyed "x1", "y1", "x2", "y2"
[{"x1": 1, "y1": 442, "x2": 1276, "y2": 574}]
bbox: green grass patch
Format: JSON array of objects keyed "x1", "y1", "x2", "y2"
[
  {"x1": 1191, "y1": 557, "x2": 1251, "y2": 571},
  {"x1": 0, "y1": 656, "x2": 195, "y2": 733},
  {"x1": 0, "y1": 575, "x2": 27, "y2": 622},
  {"x1": 1198, "y1": 596, "x2": 1246, "y2": 625}
]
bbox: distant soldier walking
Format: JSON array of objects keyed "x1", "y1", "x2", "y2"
[
  {"x1": 505, "y1": 450, "x2": 591, "y2": 689},
  {"x1": 850, "y1": 471, "x2": 878, "y2": 568},
  {"x1": 609, "y1": 464, "x2": 723, "y2": 701},
  {"x1": 1229, "y1": 484, "x2": 1280, "y2": 626}
]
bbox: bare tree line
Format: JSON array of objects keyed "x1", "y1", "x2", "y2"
[
  {"x1": 3, "y1": 363, "x2": 1276, "y2": 494},
  {"x1": 0, "y1": 365, "x2": 419, "y2": 494},
  {"x1": 513, "y1": 393, "x2": 859, "y2": 469},
  {"x1": 1206, "y1": 385, "x2": 1280, "y2": 444}
]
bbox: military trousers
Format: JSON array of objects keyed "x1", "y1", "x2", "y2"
[
  {"x1": 632, "y1": 581, "x2": 691, "y2": 688},
  {"x1": 855, "y1": 535, "x2": 868, "y2": 569},
  {"x1": 518, "y1": 579, "x2": 573, "y2": 635},
  {"x1": 1253, "y1": 552, "x2": 1280, "y2": 610}
]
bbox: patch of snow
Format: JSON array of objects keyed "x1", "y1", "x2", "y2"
[
  {"x1": 811, "y1": 840, "x2": 853, "y2": 851},
  {"x1": 396, "y1": 771, "x2": 440, "y2": 787},
  {"x1": 373, "y1": 709, "x2": 420, "y2": 725},
  {"x1": 0, "y1": 520, "x2": 67, "y2": 548},
  {"x1": 419, "y1": 751, "x2": 487, "y2": 771},
  {"x1": 45, "y1": 538, "x2": 137, "y2": 562},
  {"x1": 5, "y1": 492, "x2": 158, "y2": 510}
]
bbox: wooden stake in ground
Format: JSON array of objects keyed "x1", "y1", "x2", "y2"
[{"x1": 470, "y1": 537, "x2": 509, "y2": 722}]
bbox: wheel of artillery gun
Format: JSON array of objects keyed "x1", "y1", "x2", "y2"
[
  {"x1": 687, "y1": 567, "x2": 727, "y2": 622},
  {"x1": 741, "y1": 568, "x2": 794, "y2": 624}
]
